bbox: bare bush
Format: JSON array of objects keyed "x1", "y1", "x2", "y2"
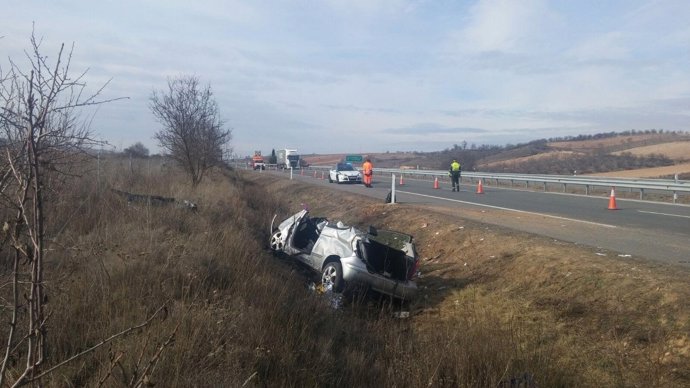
[
  {"x1": 150, "y1": 75, "x2": 232, "y2": 186},
  {"x1": 123, "y1": 142, "x2": 150, "y2": 158}
]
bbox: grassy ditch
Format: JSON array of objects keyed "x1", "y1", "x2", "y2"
[
  {"x1": 1, "y1": 158, "x2": 688, "y2": 387},
  {"x1": 248, "y1": 171, "x2": 690, "y2": 387}
]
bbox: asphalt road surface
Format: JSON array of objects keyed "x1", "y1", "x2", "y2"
[{"x1": 267, "y1": 169, "x2": 690, "y2": 267}]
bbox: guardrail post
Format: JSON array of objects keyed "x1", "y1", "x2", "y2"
[
  {"x1": 640, "y1": 188, "x2": 644, "y2": 200},
  {"x1": 673, "y1": 191, "x2": 677, "y2": 204},
  {"x1": 586, "y1": 185, "x2": 590, "y2": 195},
  {"x1": 391, "y1": 173, "x2": 396, "y2": 204},
  {"x1": 543, "y1": 182, "x2": 547, "y2": 192},
  {"x1": 563, "y1": 183, "x2": 567, "y2": 193}
]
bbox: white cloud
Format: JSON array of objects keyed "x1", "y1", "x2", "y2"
[
  {"x1": 566, "y1": 31, "x2": 630, "y2": 62},
  {"x1": 456, "y1": 0, "x2": 556, "y2": 54}
]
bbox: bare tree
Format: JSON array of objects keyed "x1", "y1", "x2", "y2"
[
  {"x1": 0, "y1": 31, "x2": 125, "y2": 386},
  {"x1": 150, "y1": 75, "x2": 232, "y2": 186}
]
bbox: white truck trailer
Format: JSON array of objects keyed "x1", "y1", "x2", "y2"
[{"x1": 276, "y1": 149, "x2": 300, "y2": 169}]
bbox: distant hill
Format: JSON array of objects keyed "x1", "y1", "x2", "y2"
[{"x1": 302, "y1": 131, "x2": 690, "y2": 178}]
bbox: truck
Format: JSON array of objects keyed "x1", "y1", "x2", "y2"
[
  {"x1": 276, "y1": 149, "x2": 300, "y2": 169},
  {"x1": 251, "y1": 151, "x2": 265, "y2": 170}
]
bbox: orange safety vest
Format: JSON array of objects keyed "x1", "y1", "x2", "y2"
[{"x1": 362, "y1": 161, "x2": 373, "y2": 175}]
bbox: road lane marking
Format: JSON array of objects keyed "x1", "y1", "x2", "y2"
[
  {"x1": 638, "y1": 210, "x2": 690, "y2": 219},
  {"x1": 397, "y1": 191, "x2": 618, "y2": 228}
]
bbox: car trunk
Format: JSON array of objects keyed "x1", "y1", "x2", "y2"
[{"x1": 357, "y1": 238, "x2": 415, "y2": 282}]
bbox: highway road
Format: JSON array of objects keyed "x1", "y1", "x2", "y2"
[{"x1": 267, "y1": 169, "x2": 690, "y2": 267}]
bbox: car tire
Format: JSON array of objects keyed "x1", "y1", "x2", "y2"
[
  {"x1": 322, "y1": 261, "x2": 344, "y2": 292},
  {"x1": 269, "y1": 230, "x2": 284, "y2": 251}
]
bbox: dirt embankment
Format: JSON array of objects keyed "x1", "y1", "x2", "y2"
[{"x1": 248, "y1": 172, "x2": 690, "y2": 387}]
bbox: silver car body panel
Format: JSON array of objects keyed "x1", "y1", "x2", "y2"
[{"x1": 271, "y1": 210, "x2": 418, "y2": 299}]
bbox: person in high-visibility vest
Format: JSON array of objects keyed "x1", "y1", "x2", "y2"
[
  {"x1": 362, "y1": 158, "x2": 373, "y2": 187},
  {"x1": 449, "y1": 159, "x2": 461, "y2": 192}
]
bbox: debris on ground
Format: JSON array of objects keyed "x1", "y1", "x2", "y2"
[
  {"x1": 112, "y1": 189, "x2": 198, "y2": 211},
  {"x1": 307, "y1": 281, "x2": 344, "y2": 309},
  {"x1": 392, "y1": 311, "x2": 410, "y2": 319}
]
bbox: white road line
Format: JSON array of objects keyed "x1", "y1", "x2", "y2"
[
  {"x1": 638, "y1": 210, "x2": 690, "y2": 219},
  {"x1": 397, "y1": 190, "x2": 618, "y2": 228}
]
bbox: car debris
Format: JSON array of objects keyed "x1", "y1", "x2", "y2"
[
  {"x1": 112, "y1": 189, "x2": 198, "y2": 211},
  {"x1": 270, "y1": 210, "x2": 419, "y2": 300}
]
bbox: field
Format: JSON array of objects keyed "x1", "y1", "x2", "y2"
[
  {"x1": 479, "y1": 150, "x2": 580, "y2": 168},
  {"x1": 2, "y1": 157, "x2": 689, "y2": 387},
  {"x1": 590, "y1": 162, "x2": 690, "y2": 178},
  {"x1": 611, "y1": 141, "x2": 690, "y2": 161}
]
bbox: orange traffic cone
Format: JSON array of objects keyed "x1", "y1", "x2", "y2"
[
  {"x1": 433, "y1": 177, "x2": 440, "y2": 189},
  {"x1": 476, "y1": 179, "x2": 484, "y2": 194},
  {"x1": 399, "y1": 175, "x2": 405, "y2": 186},
  {"x1": 608, "y1": 187, "x2": 618, "y2": 210}
]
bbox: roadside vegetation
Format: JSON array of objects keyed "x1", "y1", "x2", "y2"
[{"x1": 1, "y1": 155, "x2": 687, "y2": 386}]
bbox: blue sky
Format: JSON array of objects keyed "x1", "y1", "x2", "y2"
[{"x1": 3, "y1": 0, "x2": 689, "y2": 157}]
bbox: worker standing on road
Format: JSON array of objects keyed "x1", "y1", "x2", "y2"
[
  {"x1": 362, "y1": 158, "x2": 373, "y2": 188},
  {"x1": 449, "y1": 159, "x2": 461, "y2": 192}
]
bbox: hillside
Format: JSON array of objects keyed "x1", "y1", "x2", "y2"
[{"x1": 302, "y1": 132, "x2": 690, "y2": 178}]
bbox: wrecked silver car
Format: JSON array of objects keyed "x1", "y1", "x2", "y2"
[{"x1": 270, "y1": 210, "x2": 419, "y2": 300}]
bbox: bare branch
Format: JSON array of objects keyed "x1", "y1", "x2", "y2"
[{"x1": 17, "y1": 302, "x2": 170, "y2": 385}]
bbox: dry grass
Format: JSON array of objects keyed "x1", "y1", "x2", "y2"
[
  {"x1": 612, "y1": 141, "x2": 690, "y2": 161},
  {"x1": 479, "y1": 150, "x2": 581, "y2": 168},
  {"x1": 548, "y1": 134, "x2": 679, "y2": 151},
  {"x1": 1, "y1": 156, "x2": 688, "y2": 387},
  {"x1": 588, "y1": 162, "x2": 690, "y2": 178}
]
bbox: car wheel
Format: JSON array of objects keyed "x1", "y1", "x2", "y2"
[
  {"x1": 321, "y1": 262, "x2": 344, "y2": 292},
  {"x1": 269, "y1": 231, "x2": 284, "y2": 251}
]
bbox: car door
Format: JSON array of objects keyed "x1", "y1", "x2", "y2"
[{"x1": 272, "y1": 210, "x2": 308, "y2": 256}]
